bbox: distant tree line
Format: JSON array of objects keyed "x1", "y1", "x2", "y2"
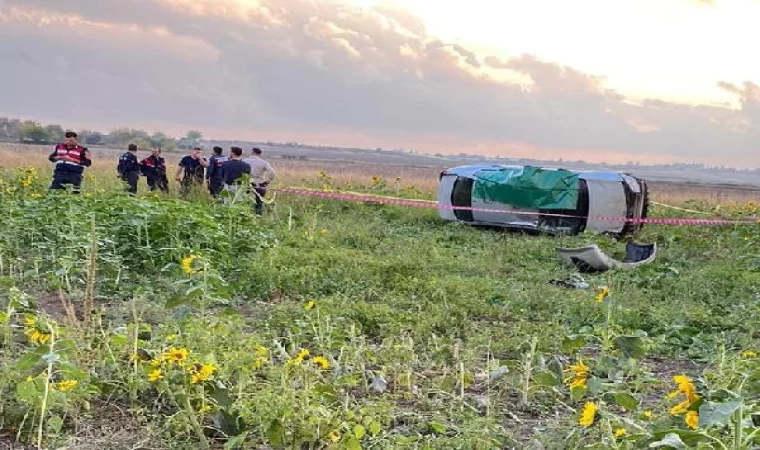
[{"x1": 0, "y1": 116, "x2": 204, "y2": 151}]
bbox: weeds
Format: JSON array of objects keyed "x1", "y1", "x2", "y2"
[{"x1": 0, "y1": 163, "x2": 758, "y2": 448}]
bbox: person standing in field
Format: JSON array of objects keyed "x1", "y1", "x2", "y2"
[
  {"x1": 48, "y1": 131, "x2": 92, "y2": 194},
  {"x1": 140, "y1": 147, "x2": 169, "y2": 193},
  {"x1": 206, "y1": 146, "x2": 228, "y2": 198},
  {"x1": 220, "y1": 147, "x2": 251, "y2": 203},
  {"x1": 243, "y1": 147, "x2": 276, "y2": 215},
  {"x1": 117, "y1": 143, "x2": 140, "y2": 196},
  {"x1": 175, "y1": 147, "x2": 208, "y2": 197},
  {"x1": 156, "y1": 149, "x2": 169, "y2": 192}
]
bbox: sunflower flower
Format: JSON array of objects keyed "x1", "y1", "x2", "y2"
[
  {"x1": 180, "y1": 255, "x2": 200, "y2": 274},
  {"x1": 669, "y1": 400, "x2": 690, "y2": 415},
  {"x1": 685, "y1": 411, "x2": 699, "y2": 429},
  {"x1": 668, "y1": 374, "x2": 701, "y2": 429},
  {"x1": 312, "y1": 355, "x2": 331, "y2": 370},
  {"x1": 579, "y1": 402, "x2": 598, "y2": 427},
  {"x1": 614, "y1": 428, "x2": 626, "y2": 438},
  {"x1": 565, "y1": 360, "x2": 590, "y2": 389},
  {"x1": 327, "y1": 430, "x2": 341, "y2": 442},
  {"x1": 668, "y1": 375, "x2": 698, "y2": 403},
  {"x1": 189, "y1": 363, "x2": 217, "y2": 384},
  {"x1": 287, "y1": 348, "x2": 310, "y2": 366},
  {"x1": 148, "y1": 369, "x2": 163, "y2": 382},
  {"x1": 304, "y1": 300, "x2": 316, "y2": 310},
  {"x1": 164, "y1": 347, "x2": 189, "y2": 364},
  {"x1": 252, "y1": 346, "x2": 269, "y2": 369},
  {"x1": 742, "y1": 350, "x2": 757, "y2": 358},
  {"x1": 24, "y1": 328, "x2": 52, "y2": 345},
  {"x1": 594, "y1": 286, "x2": 610, "y2": 303},
  {"x1": 55, "y1": 380, "x2": 78, "y2": 393}
]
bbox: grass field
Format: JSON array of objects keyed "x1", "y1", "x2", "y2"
[{"x1": 0, "y1": 144, "x2": 759, "y2": 449}]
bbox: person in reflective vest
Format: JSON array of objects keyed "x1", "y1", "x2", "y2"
[
  {"x1": 140, "y1": 148, "x2": 169, "y2": 193},
  {"x1": 117, "y1": 143, "x2": 140, "y2": 196},
  {"x1": 48, "y1": 131, "x2": 92, "y2": 194},
  {"x1": 206, "y1": 146, "x2": 228, "y2": 198}
]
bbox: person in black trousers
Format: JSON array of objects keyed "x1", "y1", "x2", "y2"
[
  {"x1": 140, "y1": 148, "x2": 169, "y2": 193},
  {"x1": 221, "y1": 147, "x2": 251, "y2": 203},
  {"x1": 117, "y1": 143, "x2": 140, "y2": 196},
  {"x1": 206, "y1": 146, "x2": 228, "y2": 198},
  {"x1": 48, "y1": 131, "x2": 92, "y2": 194}
]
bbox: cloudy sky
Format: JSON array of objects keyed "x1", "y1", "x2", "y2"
[{"x1": 1, "y1": 0, "x2": 759, "y2": 166}]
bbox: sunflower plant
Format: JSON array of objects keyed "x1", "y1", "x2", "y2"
[{"x1": 167, "y1": 254, "x2": 231, "y2": 315}]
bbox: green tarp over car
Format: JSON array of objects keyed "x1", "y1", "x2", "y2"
[{"x1": 471, "y1": 166, "x2": 580, "y2": 210}]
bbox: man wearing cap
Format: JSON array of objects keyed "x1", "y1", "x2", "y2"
[
  {"x1": 117, "y1": 143, "x2": 141, "y2": 196},
  {"x1": 243, "y1": 147, "x2": 276, "y2": 215},
  {"x1": 175, "y1": 147, "x2": 209, "y2": 197},
  {"x1": 48, "y1": 131, "x2": 92, "y2": 194}
]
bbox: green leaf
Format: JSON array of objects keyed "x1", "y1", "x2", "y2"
[
  {"x1": 368, "y1": 420, "x2": 381, "y2": 436},
  {"x1": 428, "y1": 422, "x2": 446, "y2": 435},
  {"x1": 165, "y1": 294, "x2": 188, "y2": 309},
  {"x1": 649, "y1": 432, "x2": 686, "y2": 449},
  {"x1": 562, "y1": 335, "x2": 587, "y2": 353},
  {"x1": 650, "y1": 429, "x2": 708, "y2": 447},
  {"x1": 612, "y1": 392, "x2": 639, "y2": 411},
  {"x1": 343, "y1": 436, "x2": 362, "y2": 450},
  {"x1": 354, "y1": 424, "x2": 366, "y2": 439},
  {"x1": 614, "y1": 335, "x2": 647, "y2": 358},
  {"x1": 265, "y1": 420, "x2": 285, "y2": 448},
  {"x1": 14, "y1": 351, "x2": 43, "y2": 371},
  {"x1": 184, "y1": 286, "x2": 204, "y2": 298},
  {"x1": 698, "y1": 400, "x2": 743, "y2": 428},
  {"x1": 570, "y1": 384, "x2": 587, "y2": 401},
  {"x1": 16, "y1": 380, "x2": 38, "y2": 403},
  {"x1": 109, "y1": 334, "x2": 129, "y2": 347},
  {"x1": 586, "y1": 377, "x2": 604, "y2": 395},
  {"x1": 533, "y1": 371, "x2": 560, "y2": 387},
  {"x1": 48, "y1": 415, "x2": 64, "y2": 434},
  {"x1": 224, "y1": 431, "x2": 249, "y2": 450},
  {"x1": 547, "y1": 356, "x2": 564, "y2": 383}
]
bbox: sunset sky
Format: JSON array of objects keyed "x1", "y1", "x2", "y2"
[{"x1": 1, "y1": 0, "x2": 759, "y2": 166}]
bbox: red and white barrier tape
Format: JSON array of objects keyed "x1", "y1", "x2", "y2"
[{"x1": 273, "y1": 187, "x2": 759, "y2": 227}]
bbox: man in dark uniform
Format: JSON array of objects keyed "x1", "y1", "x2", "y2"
[
  {"x1": 220, "y1": 147, "x2": 251, "y2": 203},
  {"x1": 48, "y1": 131, "x2": 91, "y2": 194},
  {"x1": 206, "y1": 146, "x2": 228, "y2": 198},
  {"x1": 156, "y1": 149, "x2": 169, "y2": 193},
  {"x1": 175, "y1": 147, "x2": 208, "y2": 198},
  {"x1": 140, "y1": 148, "x2": 169, "y2": 193},
  {"x1": 117, "y1": 143, "x2": 140, "y2": 196}
]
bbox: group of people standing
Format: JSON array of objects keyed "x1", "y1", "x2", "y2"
[
  {"x1": 48, "y1": 131, "x2": 277, "y2": 215},
  {"x1": 170, "y1": 145, "x2": 276, "y2": 214},
  {"x1": 117, "y1": 144, "x2": 169, "y2": 194}
]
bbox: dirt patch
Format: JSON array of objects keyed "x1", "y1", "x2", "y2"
[
  {"x1": 27, "y1": 291, "x2": 76, "y2": 323},
  {"x1": 61, "y1": 401, "x2": 168, "y2": 450}
]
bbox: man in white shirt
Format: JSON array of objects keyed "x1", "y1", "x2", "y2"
[{"x1": 243, "y1": 147, "x2": 276, "y2": 215}]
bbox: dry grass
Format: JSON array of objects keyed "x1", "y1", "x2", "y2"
[{"x1": 3, "y1": 142, "x2": 759, "y2": 206}]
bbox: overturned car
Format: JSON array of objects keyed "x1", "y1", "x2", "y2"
[{"x1": 437, "y1": 164, "x2": 649, "y2": 235}]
